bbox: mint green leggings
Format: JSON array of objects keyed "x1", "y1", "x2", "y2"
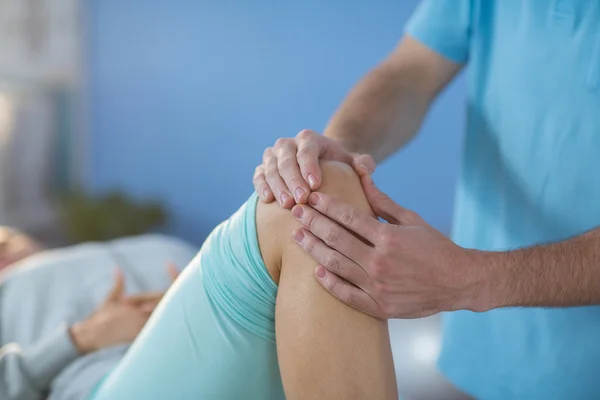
[{"x1": 90, "y1": 194, "x2": 285, "y2": 399}]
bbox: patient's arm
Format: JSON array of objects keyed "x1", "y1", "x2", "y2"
[{"x1": 257, "y1": 161, "x2": 397, "y2": 400}]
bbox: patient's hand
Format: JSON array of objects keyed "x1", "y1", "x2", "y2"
[
  {"x1": 123, "y1": 262, "x2": 180, "y2": 311},
  {"x1": 69, "y1": 263, "x2": 180, "y2": 354}
]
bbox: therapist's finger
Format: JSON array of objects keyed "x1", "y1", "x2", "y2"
[
  {"x1": 351, "y1": 153, "x2": 376, "y2": 176},
  {"x1": 293, "y1": 228, "x2": 368, "y2": 288},
  {"x1": 315, "y1": 266, "x2": 385, "y2": 319},
  {"x1": 292, "y1": 204, "x2": 372, "y2": 266},
  {"x1": 264, "y1": 147, "x2": 295, "y2": 209},
  {"x1": 274, "y1": 138, "x2": 310, "y2": 203},
  {"x1": 295, "y1": 129, "x2": 323, "y2": 190},
  {"x1": 253, "y1": 165, "x2": 274, "y2": 203},
  {"x1": 361, "y1": 174, "x2": 424, "y2": 226},
  {"x1": 307, "y1": 192, "x2": 381, "y2": 243}
]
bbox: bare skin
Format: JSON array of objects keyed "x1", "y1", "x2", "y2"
[
  {"x1": 253, "y1": 33, "x2": 600, "y2": 319},
  {"x1": 252, "y1": 36, "x2": 460, "y2": 208},
  {"x1": 257, "y1": 161, "x2": 397, "y2": 399},
  {"x1": 70, "y1": 264, "x2": 178, "y2": 354}
]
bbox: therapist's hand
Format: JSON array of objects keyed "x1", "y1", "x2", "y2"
[
  {"x1": 291, "y1": 172, "x2": 488, "y2": 319},
  {"x1": 253, "y1": 129, "x2": 376, "y2": 208}
]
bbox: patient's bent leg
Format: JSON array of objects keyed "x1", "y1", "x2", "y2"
[{"x1": 257, "y1": 161, "x2": 398, "y2": 400}]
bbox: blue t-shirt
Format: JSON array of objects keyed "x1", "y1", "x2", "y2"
[{"x1": 406, "y1": 1, "x2": 600, "y2": 399}]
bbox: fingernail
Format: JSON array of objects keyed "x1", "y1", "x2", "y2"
[
  {"x1": 295, "y1": 187, "x2": 306, "y2": 201},
  {"x1": 357, "y1": 163, "x2": 368, "y2": 175},
  {"x1": 308, "y1": 193, "x2": 320, "y2": 206},
  {"x1": 292, "y1": 205, "x2": 303, "y2": 219},
  {"x1": 307, "y1": 174, "x2": 318, "y2": 189},
  {"x1": 315, "y1": 265, "x2": 326, "y2": 279},
  {"x1": 294, "y1": 229, "x2": 304, "y2": 242},
  {"x1": 280, "y1": 192, "x2": 291, "y2": 205},
  {"x1": 262, "y1": 188, "x2": 270, "y2": 200}
]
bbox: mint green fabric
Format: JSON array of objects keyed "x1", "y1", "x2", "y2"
[{"x1": 91, "y1": 193, "x2": 285, "y2": 399}]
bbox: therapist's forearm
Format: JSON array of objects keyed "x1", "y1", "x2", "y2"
[
  {"x1": 324, "y1": 63, "x2": 428, "y2": 162},
  {"x1": 479, "y1": 228, "x2": 600, "y2": 310},
  {"x1": 323, "y1": 36, "x2": 460, "y2": 162}
]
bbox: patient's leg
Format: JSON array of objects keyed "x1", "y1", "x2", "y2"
[{"x1": 257, "y1": 161, "x2": 397, "y2": 400}]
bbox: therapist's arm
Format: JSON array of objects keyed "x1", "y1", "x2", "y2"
[
  {"x1": 323, "y1": 35, "x2": 461, "y2": 162},
  {"x1": 254, "y1": 36, "x2": 461, "y2": 207},
  {"x1": 480, "y1": 228, "x2": 600, "y2": 310}
]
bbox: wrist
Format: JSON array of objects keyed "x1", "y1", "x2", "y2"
[
  {"x1": 466, "y1": 249, "x2": 518, "y2": 312},
  {"x1": 456, "y1": 249, "x2": 505, "y2": 313},
  {"x1": 69, "y1": 321, "x2": 97, "y2": 355}
]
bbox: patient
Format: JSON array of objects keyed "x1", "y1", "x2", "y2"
[
  {"x1": 92, "y1": 161, "x2": 398, "y2": 399},
  {"x1": 0, "y1": 232, "x2": 197, "y2": 400}
]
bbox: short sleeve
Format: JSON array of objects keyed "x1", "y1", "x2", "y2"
[{"x1": 405, "y1": 0, "x2": 474, "y2": 64}]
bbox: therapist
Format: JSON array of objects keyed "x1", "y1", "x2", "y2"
[{"x1": 254, "y1": 1, "x2": 600, "y2": 399}]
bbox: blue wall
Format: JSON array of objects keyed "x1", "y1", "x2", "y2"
[{"x1": 86, "y1": 0, "x2": 465, "y2": 244}]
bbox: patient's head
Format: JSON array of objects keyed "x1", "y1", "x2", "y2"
[{"x1": 0, "y1": 227, "x2": 43, "y2": 270}]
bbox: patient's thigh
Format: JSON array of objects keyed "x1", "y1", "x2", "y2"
[{"x1": 93, "y1": 258, "x2": 284, "y2": 400}]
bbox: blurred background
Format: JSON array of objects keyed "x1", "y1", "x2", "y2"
[{"x1": 0, "y1": 0, "x2": 468, "y2": 398}]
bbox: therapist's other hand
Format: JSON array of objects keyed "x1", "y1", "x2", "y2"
[
  {"x1": 70, "y1": 269, "x2": 152, "y2": 354},
  {"x1": 253, "y1": 129, "x2": 376, "y2": 209},
  {"x1": 291, "y1": 172, "x2": 487, "y2": 319}
]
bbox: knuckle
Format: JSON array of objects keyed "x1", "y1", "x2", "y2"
[
  {"x1": 343, "y1": 290, "x2": 355, "y2": 305},
  {"x1": 303, "y1": 236, "x2": 315, "y2": 254},
  {"x1": 305, "y1": 213, "x2": 317, "y2": 230},
  {"x1": 324, "y1": 229, "x2": 340, "y2": 246},
  {"x1": 339, "y1": 209, "x2": 354, "y2": 226},
  {"x1": 296, "y1": 146, "x2": 316, "y2": 160},
  {"x1": 263, "y1": 147, "x2": 274, "y2": 159},
  {"x1": 278, "y1": 155, "x2": 296, "y2": 169},
  {"x1": 274, "y1": 138, "x2": 285, "y2": 148},
  {"x1": 287, "y1": 177, "x2": 305, "y2": 190},
  {"x1": 274, "y1": 137, "x2": 291, "y2": 149},
  {"x1": 320, "y1": 195, "x2": 332, "y2": 213},
  {"x1": 326, "y1": 254, "x2": 342, "y2": 273},
  {"x1": 323, "y1": 273, "x2": 336, "y2": 291},
  {"x1": 288, "y1": 175, "x2": 303, "y2": 184},
  {"x1": 296, "y1": 129, "x2": 315, "y2": 141}
]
